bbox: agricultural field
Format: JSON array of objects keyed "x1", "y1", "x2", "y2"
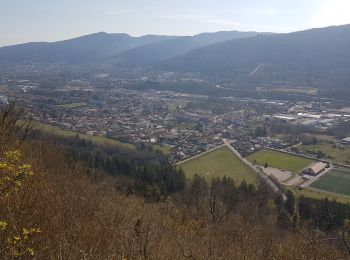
[
  {"x1": 311, "y1": 168, "x2": 350, "y2": 196},
  {"x1": 300, "y1": 142, "x2": 350, "y2": 165},
  {"x1": 302, "y1": 134, "x2": 337, "y2": 142},
  {"x1": 338, "y1": 107, "x2": 350, "y2": 113},
  {"x1": 179, "y1": 146, "x2": 256, "y2": 184},
  {"x1": 257, "y1": 87, "x2": 318, "y2": 95},
  {"x1": 32, "y1": 122, "x2": 135, "y2": 150},
  {"x1": 58, "y1": 102, "x2": 86, "y2": 109},
  {"x1": 167, "y1": 104, "x2": 178, "y2": 112},
  {"x1": 152, "y1": 144, "x2": 173, "y2": 155},
  {"x1": 246, "y1": 149, "x2": 313, "y2": 173}
]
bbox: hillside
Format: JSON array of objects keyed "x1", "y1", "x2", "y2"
[
  {"x1": 0, "y1": 139, "x2": 345, "y2": 259},
  {"x1": 2, "y1": 24, "x2": 350, "y2": 89},
  {"x1": 112, "y1": 31, "x2": 259, "y2": 68},
  {"x1": 0, "y1": 30, "x2": 258, "y2": 66},
  {"x1": 159, "y1": 24, "x2": 350, "y2": 87},
  {"x1": 1, "y1": 106, "x2": 350, "y2": 259},
  {"x1": 0, "y1": 32, "x2": 175, "y2": 65}
]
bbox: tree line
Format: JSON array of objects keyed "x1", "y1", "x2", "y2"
[{"x1": 29, "y1": 131, "x2": 186, "y2": 201}]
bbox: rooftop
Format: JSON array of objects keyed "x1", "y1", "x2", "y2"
[{"x1": 306, "y1": 162, "x2": 327, "y2": 174}]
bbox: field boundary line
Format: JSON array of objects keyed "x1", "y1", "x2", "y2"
[
  {"x1": 223, "y1": 139, "x2": 287, "y2": 199},
  {"x1": 307, "y1": 187, "x2": 350, "y2": 200},
  {"x1": 175, "y1": 144, "x2": 226, "y2": 165},
  {"x1": 265, "y1": 147, "x2": 320, "y2": 162}
]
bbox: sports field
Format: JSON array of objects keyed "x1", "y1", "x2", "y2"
[
  {"x1": 311, "y1": 169, "x2": 350, "y2": 196},
  {"x1": 179, "y1": 146, "x2": 256, "y2": 184},
  {"x1": 300, "y1": 143, "x2": 350, "y2": 165},
  {"x1": 246, "y1": 149, "x2": 313, "y2": 173}
]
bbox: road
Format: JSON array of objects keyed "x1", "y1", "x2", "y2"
[
  {"x1": 281, "y1": 142, "x2": 302, "y2": 152},
  {"x1": 175, "y1": 139, "x2": 286, "y2": 200},
  {"x1": 223, "y1": 139, "x2": 287, "y2": 200}
]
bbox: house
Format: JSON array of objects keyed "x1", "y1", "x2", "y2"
[{"x1": 303, "y1": 162, "x2": 327, "y2": 176}]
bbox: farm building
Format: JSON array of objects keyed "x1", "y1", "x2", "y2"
[{"x1": 303, "y1": 162, "x2": 327, "y2": 176}]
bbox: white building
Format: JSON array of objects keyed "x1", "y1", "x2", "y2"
[
  {"x1": 303, "y1": 162, "x2": 327, "y2": 176},
  {"x1": 341, "y1": 137, "x2": 350, "y2": 145}
]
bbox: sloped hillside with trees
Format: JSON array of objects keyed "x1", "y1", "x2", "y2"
[{"x1": 0, "y1": 105, "x2": 349, "y2": 259}]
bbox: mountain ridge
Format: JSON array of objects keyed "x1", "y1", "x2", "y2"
[
  {"x1": 157, "y1": 24, "x2": 350, "y2": 86},
  {"x1": 0, "y1": 32, "x2": 176, "y2": 64},
  {"x1": 111, "y1": 30, "x2": 261, "y2": 68},
  {"x1": 0, "y1": 30, "x2": 261, "y2": 65}
]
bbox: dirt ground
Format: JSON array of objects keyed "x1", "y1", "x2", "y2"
[
  {"x1": 284, "y1": 175, "x2": 303, "y2": 186},
  {"x1": 263, "y1": 167, "x2": 293, "y2": 182}
]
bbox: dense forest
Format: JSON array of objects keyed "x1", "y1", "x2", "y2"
[
  {"x1": 1, "y1": 105, "x2": 350, "y2": 259},
  {"x1": 28, "y1": 131, "x2": 186, "y2": 201}
]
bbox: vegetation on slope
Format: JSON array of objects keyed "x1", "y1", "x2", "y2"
[{"x1": 1, "y1": 105, "x2": 350, "y2": 259}]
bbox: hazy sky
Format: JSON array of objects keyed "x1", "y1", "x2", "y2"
[{"x1": 1, "y1": 0, "x2": 350, "y2": 46}]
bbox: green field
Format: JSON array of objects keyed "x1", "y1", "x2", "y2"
[
  {"x1": 167, "y1": 104, "x2": 178, "y2": 112},
  {"x1": 311, "y1": 169, "x2": 350, "y2": 196},
  {"x1": 246, "y1": 149, "x2": 313, "y2": 172},
  {"x1": 300, "y1": 143, "x2": 350, "y2": 165},
  {"x1": 179, "y1": 146, "x2": 256, "y2": 184},
  {"x1": 58, "y1": 102, "x2": 86, "y2": 109},
  {"x1": 258, "y1": 87, "x2": 318, "y2": 95},
  {"x1": 152, "y1": 144, "x2": 173, "y2": 155},
  {"x1": 32, "y1": 122, "x2": 135, "y2": 150},
  {"x1": 273, "y1": 88, "x2": 318, "y2": 95}
]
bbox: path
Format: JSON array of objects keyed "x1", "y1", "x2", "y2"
[
  {"x1": 175, "y1": 139, "x2": 286, "y2": 200},
  {"x1": 223, "y1": 139, "x2": 287, "y2": 200}
]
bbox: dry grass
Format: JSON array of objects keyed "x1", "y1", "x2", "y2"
[
  {"x1": 0, "y1": 140, "x2": 346, "y2": 259},
  {"x1": 0, "y1": 107, "x2": 347, "y2": 259}
]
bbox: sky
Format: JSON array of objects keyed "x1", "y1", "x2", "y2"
[{"x1": 1, "y1": 0, "x2": 350, "y2": 46}]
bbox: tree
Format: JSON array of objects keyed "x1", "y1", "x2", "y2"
[
  {"x1": 316, "y1": 150, "x2": 325, "y2": 159},
  {"x1": 276, "y1": 191, "x2": 296, "y2": 229},
  {"x1": 285, "y1": 190, "x2": 295, "y2": 215},
  {"x1": 0, "y1": 150, "x2": 41, "y2": 258},
  {"x1": 188, "y1": 174, "x2": 208, "y2": 219}
]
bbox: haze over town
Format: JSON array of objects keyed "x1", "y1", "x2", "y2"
[
  {"x1": 1, "y1": 0, "x2": 350, "y2": 46},
  {"x1": 1, "y1": 1, "x2": 350, "y2": 259}
]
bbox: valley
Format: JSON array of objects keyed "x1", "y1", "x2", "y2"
[
  {"x1": 2, "y1": 66, "x2": 350, "y2": 202},
  {"x1": 2, "y1": 1, "x2": 350, "y2": 258}
]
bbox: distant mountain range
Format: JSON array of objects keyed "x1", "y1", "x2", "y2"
[
  {"x1": 1, "y1": 25, "x2": 350, "y2": 87},
  {"x1": 0, "y1": 31, "x2": 258, "y2": 65},
  {"x1": 158, "y1": 25, "x2": 350, "y2": 86},
  {"x1": 0, "y1": 32, "x2": 177, "y2": 64},
  {"x1": 111, "y1": 31, "x2": 260, "y2": 68}
]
